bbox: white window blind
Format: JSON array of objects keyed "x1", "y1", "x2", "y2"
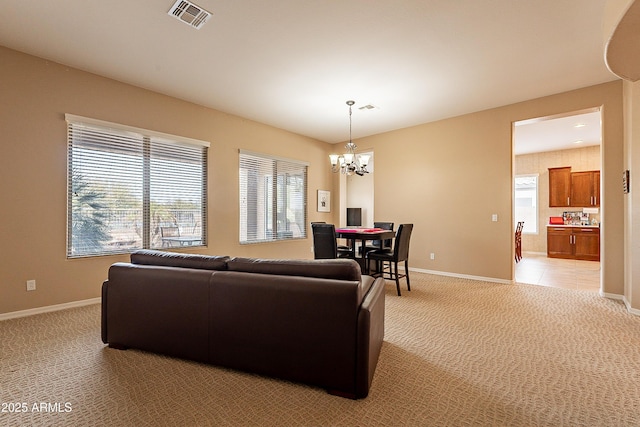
[
  {"x1": 66, "y1": 115, "x2": 208, "y2": 257},
  {"x1": 515, "y1": 174, "x2": 538, "y2": 234},
  {"x1": 239, "y1": 150, "x2": 307, "y2": 244}
]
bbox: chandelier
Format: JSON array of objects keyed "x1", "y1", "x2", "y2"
[{"x1": 329, "y1": 100, "x2": 370, "y2": 176}]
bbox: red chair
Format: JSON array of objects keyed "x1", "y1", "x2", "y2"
[{"x1": 515, "y1": 221, "x2": 524, "y2": 263}]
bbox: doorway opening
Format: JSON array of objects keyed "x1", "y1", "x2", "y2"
[
  {"x1": 342, "y1": 150, "x2": 374, "y2": 227},
  {"x1": 513, "y1": 108, "x2": 602, "y2": 292}
]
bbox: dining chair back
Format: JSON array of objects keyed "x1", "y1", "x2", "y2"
[
  {"x1": 366, "y1": 223, "x2": 413, "y2": 296},
  {"x1": 311, "y1": 223, "x2": 353, "y2": 259},
  {"x1": 161, "y1": 226, "x2": 180, "y2": 247},
  {"x1": 393, "y1": 223, "x2": 412, "y2": 262},
  {"x1": 515, "y1": 221, "x2": 524, "y2": 263},
  {"x1": 374, "y1": 221, "x2": 394, "y2": 250},
  {"x1": 161, "y1": 226, "x2": 180, "y2": 237},
  {"x1": 361, "y1": 221, "x2": 394, "y2": 255}
]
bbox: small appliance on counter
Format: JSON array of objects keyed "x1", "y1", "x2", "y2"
[
  {"x1": 564, "y1": 211, "x2": 592, "y2": 225},
  {"x1": 549, "y1": 211, "x2": 598, "y2": 226},
  {"x1": 549, "y1": 217, "x2": 564, "y2": 225}
]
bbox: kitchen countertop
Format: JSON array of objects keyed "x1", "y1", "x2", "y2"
[{"x1": 547, "y1": 224, "x2": 600, "y2": 228}]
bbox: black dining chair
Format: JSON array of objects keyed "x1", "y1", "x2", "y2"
[
  {"x1": 311, "y1": 223, "x2": 354, "y2": 259},
  {"x1": 362, "y1": 221, "x2": 394, "y2": 255},
  {"x1": 366, "y1": 223, "x2": 413, "y2": 296},
  {"x1": 311, "y1": 222, "x2": 353, "y2": 255}
]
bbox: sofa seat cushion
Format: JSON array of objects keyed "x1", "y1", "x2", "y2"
[
  {"x1": 227, "y1": 257, "x2": 361, "y2": 281},
  {"x1": 131, "y1": 250, "x2": 230, "y2": 270}
]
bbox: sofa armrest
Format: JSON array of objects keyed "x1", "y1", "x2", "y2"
[
  {"x1": 355, "y1": 276, "x2": 386, "y2": 398},
  {"x1": 101, "y1": 280, "x2": 108, "y2": 344}
]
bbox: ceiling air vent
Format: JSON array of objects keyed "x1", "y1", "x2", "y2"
[
  {"x1": 168, "y1": 0, "x2": 211, "y2": 29},
  {"x1": 359, "y1": 104, "x2": 378, "y2": 111}
]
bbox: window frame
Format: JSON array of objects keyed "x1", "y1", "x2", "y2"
[
  {"x1": 514, "y1": 173, "x2": 539, "y2": 235},
  {"x1": 239, "y1": 149, "x2": 308, "y2": 244},
  {"x1": 66, "y1": 114, "x2": 209, "y2": 258}
]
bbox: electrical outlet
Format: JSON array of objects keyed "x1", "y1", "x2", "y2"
[
  {"x1": 430, "y1": 253, "x2": 435, "y2": 260},
  {"x1": 26, "y1": 279, "x2": 36, "y2": 291},
  {"x1": 492, "y1": 214, "x2": 498, "y2": 222}
]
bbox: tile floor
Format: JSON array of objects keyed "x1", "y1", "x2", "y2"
[{"x1": 515, "y1": 253, "x2": 601, "y2": 293}]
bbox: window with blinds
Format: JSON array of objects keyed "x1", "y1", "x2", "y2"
[
  {"x1": 66, "y1": 114, "x2": 208, "y2": 258},
  {"x1": 239, "y1": 150, "x2": 307, "y2": 244},
  {"x1": 515, "y1": 174, "x2": 538, "y2": 234}
]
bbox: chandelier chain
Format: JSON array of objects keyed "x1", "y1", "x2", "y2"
[{"x1": 349, "y1": 102, "x2": 352, "y2": 144}]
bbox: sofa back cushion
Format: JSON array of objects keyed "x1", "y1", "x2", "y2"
[
  {"x1": 130, "y1": 250, "x2": 230, "y2": 270},
  {"x1": 227, "y1": 257, "x2": 361, "y2": 281},
  {"x1": 208, "y1": 270, "x2": 361, "y2": 392}
]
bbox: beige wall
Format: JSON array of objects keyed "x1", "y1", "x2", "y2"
[
  {"x1": 0, "y1": 46, "x2": 336, "y2": 314},
  {"x1": 516, "y1": 146, "x2": 601, "y2": 253},
  {"x1": 605, "y1": 0, "x2": 640, "y2": 312},
  {"x1": 340, "y1": 81, "x2": 624, "y2": 292},
  {"x1": 0, "y1": 45, "x2": 627, "y2": 315},
  {"x1": 623, "y1": 79, "x2": 640, "y2": 312}
]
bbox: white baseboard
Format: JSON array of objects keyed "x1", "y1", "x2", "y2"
[
  {"x1": 0, "y1": 297, "x2": 101, "y2": 322},
  {"x1": 408, "y1": 267, "x2": 512, "y2": 285},
  {"x1": 603, "y1": 291, "x2": 624, "y2": 301},
  {"x1": 620, "y1": 295, "x2": 640, "y2": 316},
  {"x1": 408, "y1": 268, "x2": 638, "y2": 316}
]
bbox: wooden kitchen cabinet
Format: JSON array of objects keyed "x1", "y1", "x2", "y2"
[
  {"x1": 573, "y1": 227, "x2": 600, "y2": 261},
  {"x1": 549, "y1": 167, "x2": 571, "y2": 207},
  {"x1": 547, "y1": 227, "x2": 573, "y2": 258},
  {"x1": 570, "y1": 170, "x2": 600, "y2": 207},
  {"x1": 548, "y1": 167, "x2": 600, "y2": 207},
  {"x1": 547, "y1": 226, "x2": 600, "y2": 261}
]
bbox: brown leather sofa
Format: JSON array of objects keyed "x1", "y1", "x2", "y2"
[{"x1": 101, "y1": 250, "x2": 385, "y2": 399}]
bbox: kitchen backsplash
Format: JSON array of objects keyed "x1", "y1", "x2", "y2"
[{"x1": 561, "y1": 210, "x2": 600, "y2": 226}]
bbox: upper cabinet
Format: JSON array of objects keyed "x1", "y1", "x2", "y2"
[
  {"x1": 570, "y1": 171, "x2": 600, "y2": 207},
  {"x1": 549, "y1": 167, "x2": 600, "y2": 207},
  {"x1": 549, "y1": 167, "x2": 571, "y2": 207}
]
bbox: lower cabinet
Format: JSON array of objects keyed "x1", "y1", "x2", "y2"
[
  {"x1": 573, "y1": 228, "x2": 600, "y2": 261},
  {"x1": 547, "y1": 227, "x2": 600, "y2": 261},
  {"x1": 547, "y1": 227, "x2": 573, "y2": 258}
]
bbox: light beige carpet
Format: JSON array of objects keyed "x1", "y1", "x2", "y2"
[{"x1": 2, "y1": 272, "x2": 640, "y2": 426}]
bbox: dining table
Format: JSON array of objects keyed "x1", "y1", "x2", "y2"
[{"x1": 335, "y1": 227, "x2": 396, "y2": 272}]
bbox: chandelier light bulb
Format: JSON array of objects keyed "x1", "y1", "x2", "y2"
[{"x1": 328, "y1": 100, "x2": 369, "y2": 176}]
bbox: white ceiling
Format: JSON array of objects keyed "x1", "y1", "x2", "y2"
[
  {"x1": 0, "y1": 0, "x2": 616, "y2": 145},
  {"x1": 514, "y1": 110, "x2": 602, "y2": 156}
]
